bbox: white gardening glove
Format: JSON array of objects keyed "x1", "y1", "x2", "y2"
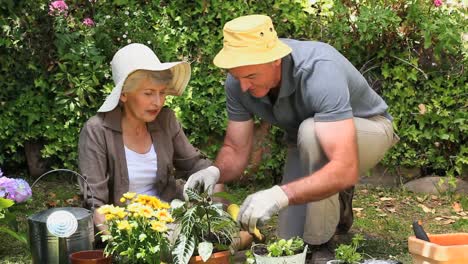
[
  {"x1": 183, "y1": 166, "x2": 220, "y2": 200},
  {"x1": 238, "y1": 185, "x2": 289, "y2": 234}
]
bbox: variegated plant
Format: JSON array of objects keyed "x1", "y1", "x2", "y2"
[{"x1": 170, "y1": 189, "x2": 238, "y2": 264}]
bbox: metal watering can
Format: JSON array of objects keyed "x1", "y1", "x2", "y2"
[{"x1": 28, "y1": 169, "x2": 96, "y2": 264}]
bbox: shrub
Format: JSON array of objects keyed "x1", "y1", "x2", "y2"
[{"x1": 0, "y1": 0, "x2": 466, "y2": 180}]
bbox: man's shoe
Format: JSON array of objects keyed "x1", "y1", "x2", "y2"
[{"x1": 337, "y1": 186, "x2": 355, "y2": 234}]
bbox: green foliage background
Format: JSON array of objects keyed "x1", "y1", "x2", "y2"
[{"x1": 0, "y1": 0, "x2": 466, "y2": 181}]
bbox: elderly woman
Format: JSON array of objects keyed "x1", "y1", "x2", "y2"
[{"x1": 78, "y1": 43, "x2": 220, "y2": 230}]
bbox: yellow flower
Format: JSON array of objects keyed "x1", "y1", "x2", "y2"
[
  {"x1": 150, "y1": 220, "x2": 167, "y2": 232},
  {"x1": 116, "y1": 210, "x2": 127, "y2": 219},
  {"x1": 123, "y1": 192, "x2": 136, "y2": 200},
  {"x1": 120, "y1": 197, "x2": 126, "y2": 203},
  {"x1": 138, "y1": 205, "x2": 154, "y2": 218},
  {"x1": 117, "y1": 220, "x2": 131, "y2": 231},
  {"x1": 127, "y1": 202, "x2": 142, "y2": 213},
  {"x1": 97, "y1": 204, "x2": 114, "y2": 215},
  {"x1": 155, "y1": 209, "x2": 174, "y2": 223},
  {"x1": 105, "y1": 214, "x2": 115, "y2": 221}
]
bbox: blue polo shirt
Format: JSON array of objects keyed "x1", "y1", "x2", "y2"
[{"x1": 225, "y1": 39, "x2": 390, "y2": 143}]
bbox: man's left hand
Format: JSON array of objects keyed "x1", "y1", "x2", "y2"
[{"x1": 238, "y1": 185, "x2": 289, "y2": 234}]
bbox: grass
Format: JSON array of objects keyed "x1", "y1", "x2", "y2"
[{"x1": 1, "y1": 179, "x2": 467, "y2": 263}]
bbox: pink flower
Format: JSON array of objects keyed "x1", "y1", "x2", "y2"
[
  {"x1": 434, "y1": 0, "x2": 443, "y2": 7},
  {"x1": 49, "y1": 0, "x2": 68, "y2": 16},
  {"x1": 82, "y1": 18, "x2": 95, "y2": 27}
]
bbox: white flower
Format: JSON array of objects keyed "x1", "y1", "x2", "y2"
[
  {"x1": 122, "y1": 34, "x2": 127, "y2": 39},
  {"x1": 105, "y1": 15, "x2": 111, "y2": 19},
  {"x1": 124, "y1": 22, "x2": 128, "y2": 26},
  {"x1": 147, "y1": 41, "x2": 151, "y2": 44},
  {"x1": 124, "y1": 11, "x2": 129, "y2": 15},
  {"x1": 127, "y1": 39, "x2": 131, "y2": 43}
]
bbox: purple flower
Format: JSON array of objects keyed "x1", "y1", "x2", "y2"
[
  {"x1": 0, "y1": 177, "x2": 32, "y2": 203},
  {"x1": 434, "y1": 0, "x2": 443, "y2": 7},
  {"x1": 49, "y1": 0, "x2": 68, "y2": 16},
  {"x1": 13, "y1": 179, "x2": 32, "y2": 203},
  {"x1": 82, "y1": 18, "x2": 95, "y2": 27},
  {"x1": 0, "y1": 177, "x2": 18, "y2": 200}
]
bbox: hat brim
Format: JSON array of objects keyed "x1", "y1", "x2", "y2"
[
  {"x1": 97, "y1": 61, "x2": 190, "y2": 112},
  {"x1": 213, "y1": 41, "x2": 292, "y2": 69}
]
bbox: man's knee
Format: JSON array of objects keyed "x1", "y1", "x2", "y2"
[{"x1": 298, "y1": 118, "x2": 319, "y2": 148}]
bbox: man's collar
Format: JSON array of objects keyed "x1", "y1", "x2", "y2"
[{"x1": 277, "y1": 54, "x2": 295, "y2": 98}]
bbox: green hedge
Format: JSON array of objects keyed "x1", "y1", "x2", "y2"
[{"x1": 0, "y1": 0, "x2": 466, "y2": 179}]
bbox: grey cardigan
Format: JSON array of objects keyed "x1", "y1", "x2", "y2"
[{"x1": 78, "y1": 106, "x2": 211, "y2": 209}]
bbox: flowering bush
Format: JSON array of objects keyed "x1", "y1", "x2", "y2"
[
  {"x1": 97, "y1": 192, "x2": 173, "y2": 264},
  {"x1": 0, "y1": 168, "x2": 32, "y2": 245}
]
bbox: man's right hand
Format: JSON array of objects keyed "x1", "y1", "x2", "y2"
[{"x1": 183, "y1": 166, "x2": 220, "y2": 200}]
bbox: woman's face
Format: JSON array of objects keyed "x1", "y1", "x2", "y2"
[{"x1": 120, "y1": 77, "x2": 167, "y2": 123}]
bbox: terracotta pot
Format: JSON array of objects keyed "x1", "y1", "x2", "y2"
[
  {"x1": 69, "y1": 250, "x2": 112, "y2": 264},
  {"x1": 189, "y1": 250, "x2": 231, "y2": 264},
  {"x1": 408, "y1": 233, "x2": 468, "y2": 264}
]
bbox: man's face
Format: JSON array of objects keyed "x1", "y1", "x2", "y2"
[{"x1": 228, "y1": 60, "x2": 281, "y2": 98}]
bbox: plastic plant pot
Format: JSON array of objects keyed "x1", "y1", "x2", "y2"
[
  {"x1": 69, "y1": 250, "x2": 111, "y2": 264},
  {"x1": 189, "y1": 250, "x2": 231, "y2": 264},
  {"x1": 408, "y1": 233, "x2": 468, "y2": 264}
]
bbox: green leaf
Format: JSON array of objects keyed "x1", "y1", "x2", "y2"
[
  {"x1": 198, "y1": 241, "x2": 213, "y2": 262},
  {"x1": 0, "y1": 198, "x2": 14, "y2": 209},
  {"x1": 172, "y1": 234, "x2": 195, "y2": 264},
  {"x1": 211, "y1": 191, "x2": 236, "y2": 203}
]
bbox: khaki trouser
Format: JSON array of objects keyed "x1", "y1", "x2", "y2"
[{"x1": 278, "y1": 115, "x2": 398, "y2": 245}]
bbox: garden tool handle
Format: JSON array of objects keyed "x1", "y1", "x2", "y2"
[
  {"x1": 227, "y1": 204, "x2": 264, "y2": 242},
  {"x1": 31, "y1": 169, "x2": 96, "y2": 210},
  {"x1": 412, "y1": 220, "x2": 430, "y2": 242}
]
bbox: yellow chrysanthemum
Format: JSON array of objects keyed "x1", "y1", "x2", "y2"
[
  {"x1": 138, "y1": 205, "x2": 154, "y2": 218},
  {"x1": 150, "y1": 220, "x2": 167, "y2": 232},
  {"x1": 152, "y1": 199, "x2": 170, "y2": 210},
  {"x1": 116, "y1": 210, "x2": 127, "y2": 219},
  {"x1": 127, "y1": 202, "x2": 143, "y2": 213},
  {"x1": 97, "y1": 204, "x2": 114, "y2": 215},
  {"x1": 155, "y1": 209, "x2": 174, "y2": 223},
  {"x1": 117, "y1": 220, "x2": 131, "y2": 231},
  {"x1": 123, "y1": 192, "x2": 137, "y2": 200},
  {"x1": 105, "y1": 214, "x2": 115, "y2": 221}
]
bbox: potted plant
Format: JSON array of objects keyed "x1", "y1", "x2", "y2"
[
  {"x1": 97, "y1": 192, "x2": 174, "y2": 263},
  {"x1": 170, "y1": 189, "x2": 239, "y2": 264},
  {"x1": 246, "y1": 236, "x2": 308, "y2": 264},
  {"x1": 327, "y1": 234, "x2": 364, "y2": 264}
]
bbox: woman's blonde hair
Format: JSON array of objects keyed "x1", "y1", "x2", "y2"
[{"x1": 122, "y1": 69, "x2": 173, "y2": 93}]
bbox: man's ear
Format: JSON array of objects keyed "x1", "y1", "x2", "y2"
[{"x1": 272, "y1": 59, "x2": 281, "y2": 67}]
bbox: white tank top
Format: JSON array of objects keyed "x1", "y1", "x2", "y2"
[{"x1": 124, "y1": 144, "x2": 158, "y2": 196}]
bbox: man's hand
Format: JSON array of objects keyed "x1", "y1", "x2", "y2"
[
  {"x1": 183, "y1": 166, "x2": 220, "y2": 200},
  {"x1": 238, "y1": 185, "x2": 289, "y2": 234}
]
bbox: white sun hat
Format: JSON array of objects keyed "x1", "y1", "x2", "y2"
[{"x1": 98, "y1": 43, "x2": 191, "y2": 112}]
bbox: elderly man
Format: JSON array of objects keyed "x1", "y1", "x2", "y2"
[{"x1": 185, "y1": 14, "x2": 398, "y2": 262}]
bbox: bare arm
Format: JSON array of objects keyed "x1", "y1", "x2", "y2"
[
  {"x1": 215, "y1": 119, "x2": 254, "y2": 183},
  {"x1": 281, "y1": 118, "x2": 359, "y2": 205}
]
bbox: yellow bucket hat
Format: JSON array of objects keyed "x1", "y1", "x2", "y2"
[{"x1": 213, "y1": 14, "x2": 292, "y2": 69}]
